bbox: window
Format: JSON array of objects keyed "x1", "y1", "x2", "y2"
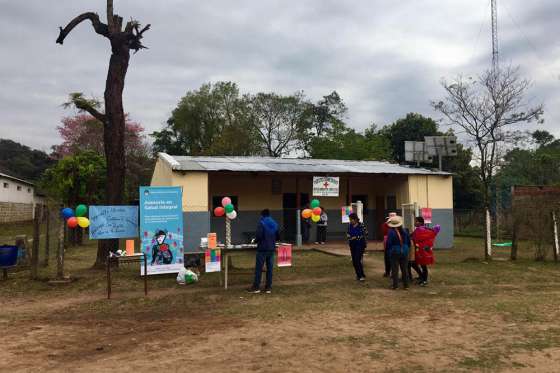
[
  {"x1": 386, "y1": 195, "x2": 397, "y2": 211},
  {"x1": 212, "y1": 196, "x2": 238, "y2": 210},
  {"x1": 17, "y1": 185, "x2": 22, "y2": 191},
  {"x1": 3, "y1": 182, "x2": 8, "y2": 188},
  {"x1": 27, "y1": 188, "x2": 31, "y2": 193}
]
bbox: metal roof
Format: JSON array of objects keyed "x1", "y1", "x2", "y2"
[
  {"x1": 159, "y1": 153, "x2": 450, "y2": 176},
  {"x1": 0, "y1": 172, "x2": 34, "y2": 186}
]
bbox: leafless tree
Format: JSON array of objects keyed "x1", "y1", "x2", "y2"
[
  {"x1": 56, "y1": 0, "x2": 150, "y2": 267},
  {"x1": 432, "y1": 65, "x2": 543, "y2": 260}
]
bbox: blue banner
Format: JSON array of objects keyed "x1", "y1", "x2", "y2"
[
  {"x1": 89, "y1": 206, "x2": 139, "y2": 239},
  {"x1": 139, "y1": 186, "x2": 184, "y2": 275}
]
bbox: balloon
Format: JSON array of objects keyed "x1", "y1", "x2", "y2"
[
  {"x1": 77, "y1": 217, "x2": 90, "y2": 228},
  {"x1": 225, "y1": 204, "x2": 234, "y2": 213},
  {"x1": 301, "y1": 209, "x2": 312, "y2": 219},
  {"x1": 311, "y1": 214, "x2": 320, "y2": 223},
  {"x1": 67, "y1": 217, "x2": 78, "y2": 228},
  {"x1": 221, "y1": 197, "x2": 232, "y2": 207},
  {"x1": 312, "y1": 207, "x2": 322, "y2": 216},
  {"x1": 75, "y1": 204, "x2": 88, "y2": 217},
  {"x1": 61, "y1": 208, "x2": 75, "y2": 220},
  {"x1": 310, "y1": 199, "x2": 320, "y2": 209},
  {"x1": 214, "y1": 207, "x2": 225, "y2": 217},
  {"x1": 226, "y1": 210, "x2": 237, "y2": 220}
]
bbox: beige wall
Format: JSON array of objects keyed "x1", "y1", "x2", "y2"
[
  {"x1": 172, "y1": 172, "x2": 209, "y2": 212},
  {"x1": 407, "y1": 175, "x2": 453, "y2": 209},
  {"x1": 150, "y1": 159, "x2": 173, "y2": 187}
]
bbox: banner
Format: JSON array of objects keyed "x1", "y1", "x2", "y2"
[
  {"x1": 313, "y1": 176, "x2": 340, "y2": 197},
  {"x1": 341, "y1": 206, "x2": 352, "y2": 223},
  {"x1": 89, "y1": 206, "x2": 138, "y2": 239},
  {"x1": 277, "y1": 244, "x2": 292, "y2": 267},
  {"x1": 205, "y1": 249, "x2": 221, "y2": 272},
  {"x1": 140, "y1": 186, "x2": 184, "y2": 275},
  {"x1": 421, "y1": 208, "x2": 433, "y2": 224}
]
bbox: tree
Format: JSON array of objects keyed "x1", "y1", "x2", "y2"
[
  {"x1": 56, "y1": 0, "x2": 150, "y2": 267},
  {"x1": 247, "y1": 92, "x2": 308, "y2": 157},
  {"x1": 432, "y1": 66, "x2": 543, "y2": 260},
  {"x1": 152, "y1": 82, "x2": 262, "y2": 156},
  {"x1": 379, "y1": 113, "x2": 440, "y2": 163},
  {"x1": 0, "y1": 139, "x2": 54, "y2": 181}
]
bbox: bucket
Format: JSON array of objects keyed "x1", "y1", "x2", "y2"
[{"x1": 0, "y1": 245, "x2": 18, "y2": 268}]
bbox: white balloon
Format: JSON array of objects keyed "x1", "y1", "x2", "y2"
[{"x1": 226, "y1": 210, "x2": 237, "y2": 220}]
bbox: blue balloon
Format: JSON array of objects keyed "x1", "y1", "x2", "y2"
[{"x1": 61, "y1": 207, "x2": 75, "y2": 220}]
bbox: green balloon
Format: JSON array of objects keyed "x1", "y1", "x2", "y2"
[
  {"x1": 75, "y1": 204, "x2": 88, "y2": 217},
  {"x1": 225, "y1": 204, "x2": 234, "y2": 213},
  {"x1": 310, "y1": 199, "x2": 320, "y2": 209}
]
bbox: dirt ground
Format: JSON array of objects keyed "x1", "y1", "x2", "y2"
[{"x1": 1, "y1": 238, "x2": 560, "y2": 372}]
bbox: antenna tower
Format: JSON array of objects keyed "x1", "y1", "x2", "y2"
[{"x1": 491, "y1": 0, "x2": 499, "y2": 71}]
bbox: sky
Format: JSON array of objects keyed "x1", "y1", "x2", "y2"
[{"x1": 0, "y1": 0, "x2": 558, "y2": 153}]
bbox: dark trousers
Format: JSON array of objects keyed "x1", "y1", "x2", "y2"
[
  {"x1": 384, "y1": 248, "x2": 391, "y2": 275},
  {"x1": 408, "y1": 260, "x2": 422, "y2": 281},
  {"x1": 421, "y1": 265, "x2": 429, "y2": 282},
  {"x1": 350, "y1": 244, "x2": 365, "y2": 279},
  {"x1": 317, "y1": 226, "x2": 327, "y2": 243},
  {"x1": 390, "y1": 251, "x2": 409, "y2": 288},
  {"x1": 302, "y1": 222, "x2": 310, "y2": 242},
  {"x1": 253, "y1": 251, "x2": 274, "y2": 289}
]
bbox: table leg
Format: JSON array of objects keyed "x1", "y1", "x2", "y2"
[
  {"x1": 143, "y1": 254, "x2": 148, "y2": 296},
  {"x1": 107, "y1": 257, "x2": 111, "y2": 299}
]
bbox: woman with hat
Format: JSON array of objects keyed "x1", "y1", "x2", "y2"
[
  {"x1": 382, "y1": 212, "x2": 397, "y2": 277},
  {"x1": 386, "y1": 215, "x2": 410, "y2": 290},
  {"x1": 346, "y1": 212, "x2": 368, "y2": 281}
]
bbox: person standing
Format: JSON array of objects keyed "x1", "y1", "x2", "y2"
[
  {"x1": 316, "y1": 207, "x2": 328, "y2": 244},
  {"x1": 347, "y1": 213, "x2": 368, "y2": 281},
  {"x1": 411, "y1": 216, "x2": 440, "y2": 286},
  {"x1": 248, "y1": 209, "x2": 280, "y2": 294},
  {"x1": 386, "y1": 216, "x2": 410, "y2": 290},
  {"x1": 382, "y1": 212, "x2": 397, "y2": 277},
  {"x1": 301, "y1": 204, "x2": 311, "y2": 244}
]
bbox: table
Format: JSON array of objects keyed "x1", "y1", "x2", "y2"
[{"x1": 106, "y1": 253, "x2": 147, "y2": 299}]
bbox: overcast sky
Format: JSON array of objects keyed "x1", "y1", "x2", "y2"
[{"x1": 0, "y1": 0, "x2": 558, "y2": 152}]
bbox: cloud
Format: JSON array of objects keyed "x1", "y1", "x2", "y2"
[{"x1": 0, "y1": 0, "x2": 558, "y2": 152}]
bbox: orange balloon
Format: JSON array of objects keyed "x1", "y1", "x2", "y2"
[{"x1": 301, "y1": 209, "x2": 312, "y2": 219}]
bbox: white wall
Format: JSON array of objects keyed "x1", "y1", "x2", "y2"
[{"x1": 0, "y1": 176, "x2": 35, "y2": 204}]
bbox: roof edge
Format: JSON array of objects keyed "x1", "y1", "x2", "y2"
[
  {"x1": 0, "y1": 172, "x2": 34, "y2": 186},
  {"x1": 158, "y1": 152, "x2": 181, "y2": 170}
]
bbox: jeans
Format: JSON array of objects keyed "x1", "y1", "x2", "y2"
[
  {"x1": 317, "y1": 226, "x2": 327, "y2": 243},
  {"x1": 253, "y1": 251, "x2": 274, "y2": 289},
  {"x1": 390, "y1": 251, "x2": 409, "y2": 289},
  {"x1": 384, "y1": 247, "x2": 391, "y2": 275},
  {"x1": 350, "y1": 243, "x2": 365, "y2": 279}
]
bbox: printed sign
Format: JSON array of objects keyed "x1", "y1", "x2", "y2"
[
  {"x1": 205, "y1": 249, "x2": 221, "y2": 272},
  {"x1": 341, "y1": 206, "x2": 352, "y2": 224},
  {"x1": 140, "y1": 186, "x2": 185, "y2": 275},
  {"x1": 313, "y1": 176, "x2": 340, "y2": 197},
  {"x1": 207, "y1": 233, "x2": 217, "y2": 249},
  {"x1": 89, "y1": 206, "x2": 139, "y2": 239},
  {"x1": 277, "y1": 244, "x2": 292, "y2": 267},
  {"x1": 421, "y1": 208, "x2": 433, "y2": 224}
]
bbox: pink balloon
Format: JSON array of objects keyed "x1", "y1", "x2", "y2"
[{"x1": 221, "y1": 197, "x2": 232, "y2": 207}]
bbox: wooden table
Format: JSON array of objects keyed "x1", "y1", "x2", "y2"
[{"x1": 106, "y1": 253, "x2": 148, "y2": 299}]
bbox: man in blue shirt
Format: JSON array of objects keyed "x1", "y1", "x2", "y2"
[{"x1": 248, "y1": 209, "x2": 280, "y2": 294}]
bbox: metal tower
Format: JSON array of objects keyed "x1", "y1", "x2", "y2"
[{"x1": 491, "y1": 0, "x2": 499, "y2": 71}]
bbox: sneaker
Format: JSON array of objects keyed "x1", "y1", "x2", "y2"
[
  {"x1": 403, "y1": 286, "x2": 410, "y2": 290},
  {"x1": 358, "y1": 277, "x2": 366, "y2": 282},
  {"x1": 420, "y1": 281, "x2": 428, "y2": 287},
  {"x1": 247, "y1": 288, "x2": 261, "y2": 294},
  {"x1": 314, "y1": 242, "x2": 319, "y2": 245},
  {"x1": 264, "y1": 288, "x2": 272, "y2": 294}
]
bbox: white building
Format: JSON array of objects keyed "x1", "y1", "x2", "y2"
[{"x1": 0, "y1": 173, "x2": 38, "y2": 222}]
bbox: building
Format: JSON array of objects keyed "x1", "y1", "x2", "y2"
[
  {"x1": 0, "y1": 172, "x2": 38, "y2": 223},
  {"x1": 150, "y1": 153, "x2": 454, "y2": 252}
]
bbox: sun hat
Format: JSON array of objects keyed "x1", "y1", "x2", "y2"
[{"x1": 387, "y1": 216, "x2": 403, "y2": 228}]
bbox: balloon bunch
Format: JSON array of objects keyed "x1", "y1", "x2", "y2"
[
  {"x1": 213, "y1": 197, "x2": 238, "y2": 220},
  {"x1": 301, "y1": 199, "x2": 322, "y2": 223},
  {"x1": 61, "y1": 204, "x2": 90, "y2": 228}
]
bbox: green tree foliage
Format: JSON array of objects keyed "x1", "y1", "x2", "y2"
[
  {"x1": 378, "y1": 113, "x2": 439, "y2": 163},
  {"x1": 152, "y1": 82, "x2": 262, "y2": 156},
  {"x1": 40, "y1": 151, "x2": 106, "y2": 206},
  {"x1": 0, "y1": 139, "x2": 55, "y2": 181}
]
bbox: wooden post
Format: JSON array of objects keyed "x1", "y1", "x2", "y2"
[
  {"x1": 296, "y1": 177, "x2": 302, "y2": 247},
  {"x1": 485, "y1": 208, "x2": 492, "y2": 260},
  {"x1": 43, "y1": 207, "x2": 50, "y2": 267},
  {"x1": 57, "y1": 217, "x2": 65, "y2": 279},
  {"x1": 31, "y1": 204, "x2": 41, "y2": 280},
  {"x1": 553, "y1": 210, "x2": 559, "y2": 262}
]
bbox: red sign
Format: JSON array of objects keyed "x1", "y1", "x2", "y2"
[
  {"x1": 421, "y1": 208, "x2": 432, "y2": 224},
  {"x1": 277, "y1": 244, "x2": 292, "y2": 267}
]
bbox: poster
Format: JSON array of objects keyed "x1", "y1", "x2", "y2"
[
  {"x1": 207, "y1": 233, "x2": 217, "y2": 249},
  {"x1": 205, "y1": 249, "x2": 221, "y2": 272},
  {"x1": 89, "y1": 206, "x2": 139, "y2": 239},
  {"x1": 313, "y1": 176, "x2": 340, "y2": 197},
  {"x1": 277, "y1": 244, "x2": 292, "y2": 267},
  {"x1": 139, "y1": 186, "x2": 184, "y2": 275},
  {"x1": 421, "y1": 208, "x2": 433, "y2": 224},
  {"x1": 341, "y1": 206, "x2": 352, "y2": 223}
]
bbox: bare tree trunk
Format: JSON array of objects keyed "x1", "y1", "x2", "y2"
[
  {"x1": 43, "y1": 207, "x2": 50, "y2": 267},
  {"x1": 553, "y1": 210, "x2": 559, "y2": 262},
  {"x1": 485, "y1": 207, "x2": 492, "y2": 261}
]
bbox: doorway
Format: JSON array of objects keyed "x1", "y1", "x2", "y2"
[
  {"x1": 282, "y1": 193, "x2": 309, "y2": 241},
  {"x1": 375, "y1": 195, "x2": 385, "y2": 240}
]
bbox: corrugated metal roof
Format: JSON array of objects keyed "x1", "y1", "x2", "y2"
[
  {"x1": 0, "y1": 172, "x2": 34, "y2": 186},
  {"x1": 159, "y1": 153, "x2": 450, "y2": 176}
]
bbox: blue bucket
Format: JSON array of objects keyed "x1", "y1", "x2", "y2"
[{"x1": 0, "y1": 245, "x2": 18, "y2": 268}]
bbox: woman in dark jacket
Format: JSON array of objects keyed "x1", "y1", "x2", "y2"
[
  {"x1": 386, "y1": 216, "x2": 410, "y2": 290},
  {"x1": 347, "y1": 213, "x2": 368, "y2": 281}
]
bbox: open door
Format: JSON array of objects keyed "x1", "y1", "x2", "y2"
[{"x1": 375, "y1": 195, "x2": 385, "y2": 240}]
